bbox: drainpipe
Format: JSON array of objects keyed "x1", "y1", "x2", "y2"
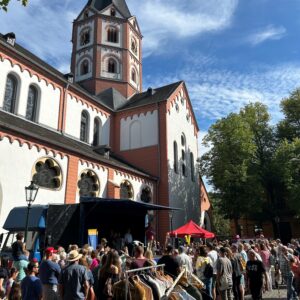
[{"x1": 60, "y1": 82, "x2": 70, "y2": 134}]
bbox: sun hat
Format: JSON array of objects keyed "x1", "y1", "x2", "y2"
[{"x1": 67, "y1": 250, "x2": 83, "y2": 262}]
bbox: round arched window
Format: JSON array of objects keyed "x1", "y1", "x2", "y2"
[
  {"x1": 32, "y1": 158, "x2": 62, "y2": 190},
  {"x1": 141, "y1": 186, "x2": 152, "y2": 203},
  {"x1": 120, "y1": 180, "x2": 134, "y2": 199},
  {"x1": 77, "y1": 170, "x2": 100, "y2": 197}
]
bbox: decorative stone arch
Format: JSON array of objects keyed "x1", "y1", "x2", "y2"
[
  {"x1": 102, "y1": 55, "x2": 121, "y2": 74},
  {"x1": 3, "y1": 71, "x2": 22, "y2": 114},
  {"x1": 79, "y1": 26, "x2": 92, "y2": 46},
  {"x1": 130, "y1": 65, "x2": 139, "y2": 84},
  {"x1": 130, "y1": 36, "x2": 138, "y2": 55},
  {"x1": 106, "y1": 25, "x2": 119, "y2": 43},
  {"x1": 120, "y1": 180, "x2": 134, "y2": 200},
  {"x1": 129, "y1": 120, "x2": 142, "y2": 149},
  {"x1": 31, "y1": 157, "x2": 63, "y2": 190},
  {"x1": 77, "y1": 169, "x2": 100, "y2": 197},
  {"x1": 26, "y1": 83, "x2": 41, "y2": 123},
  {"x1": 76, "y1": 55, "x2": 93, "y2": 76}
]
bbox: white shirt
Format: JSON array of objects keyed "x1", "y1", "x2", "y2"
[
  {"x1": 178, "y1": 253, "x2": 193, "y2": 273},
  {"x1": 208, "y1": 249, "x2": 218, "y2": 274}
]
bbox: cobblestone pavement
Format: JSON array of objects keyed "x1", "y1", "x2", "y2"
[{"x1": 245, "y1": 286, "x2": 287, "y2": 299}]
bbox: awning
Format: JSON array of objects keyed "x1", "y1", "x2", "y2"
[
  {"x1": 169, "y1": 220, "x2": 215, "y2": 238},
  {"x1": 80, "y1": 197, "x2": 181, "y2": 211},
  {"x1": 3, "y1": 205, "x2": 48, "y2": 231}
]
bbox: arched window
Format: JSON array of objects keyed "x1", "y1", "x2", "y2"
[
  {"x1": 108, "y1": 59, "x2": 116, "y2": 73},
  {"x1": 181, "y1": 133, "x2": 187, "y2": 177},
  {"x1": 131, "y1": 69, "x2": 136, "y2": 83},
  {"x1": 131, "y1": 38, "x2": 137, "y2": 55},
  {"x1": 80, "y1": 110, "x2": 89, "y2": 142},
  {"x1": 141, "y1": 186, "x2": 152, "y2": 203},
  {"x1": 78, "y1": 170, "x2": 100, "y2": 197},
  {"x1": 32, "y1": 158, "x2": 62, "y2": 190},
  {"x1": 80, "y1": 60, "x2": 89, "y2": 75},
  {"x1": 107, "y1": 28, "x2": 118, "y2": 43},
  {"x1": 111, "y1": 8, "x2": 116, "y2": 16},
  {"x1": 93, "y1": 118, "x2": 102, "y2": 146},
  {"x1": 190, "y1": 152, "x2": 195, "y2": 182},
  {"x1": 80, "y1": 30, "x2": 90, "y2": 46},
  {"x1": 26, "y1": 85, "x2": 38, "y2": 122},
  {"x1": 3, "y1": 74, "x2": 18, "y2": 113},
  {"x1": 120, "y1": 180, "x2": 134, "y2": 199},
  {"x1": 174, "y1": 141, "x2": 178, "y2": 174}
]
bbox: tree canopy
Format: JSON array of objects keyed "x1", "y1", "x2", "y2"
[
  {"x1": 0, "y1": 0, "x2": 28, "y2": 11},
  {"x1": 201, "y1": 90, "x2": 300, "y2": 234}
]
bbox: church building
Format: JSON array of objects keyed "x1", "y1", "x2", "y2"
[{"x1": 0, "y1": 0, "x2": 211, "y2": 242}]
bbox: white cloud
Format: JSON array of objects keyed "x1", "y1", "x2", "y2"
[
  {"x1": 128, "y1": 0, "x2": 238, "y2": 56},
  {"x1": 247, "y1": 25, "x2": 286, "y2": 46},
  {"x1": 144, "y1": 61, "x2": 300, "y2": 126}
]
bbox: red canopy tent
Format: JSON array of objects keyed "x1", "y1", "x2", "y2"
[{"x1": 169, "y1": 220, "x2": 215, "y2": 238}]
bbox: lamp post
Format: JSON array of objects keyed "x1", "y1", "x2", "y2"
[{"x1": 24, "y1": 181, "x2": 39, "y2": 243}]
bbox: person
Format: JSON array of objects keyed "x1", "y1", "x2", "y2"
[
  {"x1": 178, "y1": 245, "x2": 193, "y2": 273},
  {"x1": 144, "y1": 249, "x2": 157, "y2": 265},
  {"x1": 97, "y1": 251, "x2": 121, "y2": 299},
  {"x1": 59, "y1": 250, "x2": 89, "y2": 300},
  {"x1": 0, "y1": 256, "x2": 8, "y2": 294},
  {"x1": 21, "y1": 261, "x2": 43, "y2": 300},
  {"x1": 5, "y1": 268, "x2": 18, "y2": 298},
  {"x1": 131, "y1": 246, "x2": 148, "y2": 269},
  {"x1": 216, "y1": 247, "x2": 233, "y2": 300},
  {"x1": 79, "y1": 258, "x2": 95, "y2": 300},
  {"x1": 13, "y1": 251, "x2": 29, "y2": 282},
  {"x1": 90, "y1": 250, "x2": 99, "y2": 271},
  {"x1": 246, "y1": 250, "x2": 268, "y2": 300},
  {"x1": 196, "y1": 246, "x2": 213, "y2": 298},
  {"x1": 259, "y1": 243, "x2": 272, "y2": 291},
  {"x1": 228, "y1": 245, "x2": 244, "y2": 300},
  {"x1": 11, "y1": 233, "x2": 27, "y2": 262},
  {"x1": 157, "y1": 245, "x2": 180, "y2": 278},
  {"x1": 124, "y1": 229, "x2": 133, "y2": 255},
  {"x1": 39, "y1": 247, "x2": 61, "y2": 300},
  {"x1": 207, "y1": 243, "x2": 218, "y2": 300},
  {"x1": 8, "y1": 282, "x2": 22, "y2": 300}
]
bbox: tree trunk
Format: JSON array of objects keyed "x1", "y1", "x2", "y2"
[{"x1": 233, "y1": 218, "x2": 240, "y2": 236}]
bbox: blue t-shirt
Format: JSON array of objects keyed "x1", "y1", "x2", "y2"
[
  {"x1": 21, "y1": 275, "x2": 42, "y2": 300},
  {"x1": 39, "y1": 259, "x2": 61, "y2": 285}
]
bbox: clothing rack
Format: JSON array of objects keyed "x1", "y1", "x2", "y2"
[
  {"x1": 124, "y1": 264, "x2": 165, "y2": 300},
  {"x1": 165, "y1": 268, "x2": 187, "y2": 297}
]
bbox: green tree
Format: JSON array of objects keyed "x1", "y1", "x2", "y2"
[
  {"x1": 0, "y1": 0, "x2": 27, "y2": 11},
  {"x1": 200, "y1": 112, "x2": 261, "y2": 233},
  {"x1": 277, "y1": 89, "x2": 300, "y2": 141},
  {"x1": 274, "y1": 139, "x2": 300, "y2": 214}
]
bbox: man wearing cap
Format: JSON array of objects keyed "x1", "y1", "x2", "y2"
[
  {"x1": 59, "y1": 250, "x2": 89, "y2": 300},
  {"x1": 39, "y1": 247, "x2": 61, "y2": 300}
]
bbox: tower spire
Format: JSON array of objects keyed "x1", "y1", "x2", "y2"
[{"x1": 87, "y1": 0, "x2": 132, "y2": 18}]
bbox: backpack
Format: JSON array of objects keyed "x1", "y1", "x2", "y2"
[{"x1": 203, "y1": 262, "x2": 213, "y2": 278}]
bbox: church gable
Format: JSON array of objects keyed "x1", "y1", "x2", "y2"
[{"x1": 101, "y1": 5, "x2": 124, "y2": 18}]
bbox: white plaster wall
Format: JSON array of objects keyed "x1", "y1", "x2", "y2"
[
  {"x1": 0, "y1": 58, "x2": 60, "y2": 130},
  {"x1": 120, "y1": 110, "x2": 158, "y2": 151},
  {"x1": 114, "y1": 171, "x2": 154, "y2": 202},
  {"x1": 75, "y1": 162, "x2": 109, "y2": 203},
  {"x1": 64, "y1": 94, "x2": 110, "y2": 145},
  {"x1": 101, "y1": 20, "x2": 123, "y2": 48},
  {"x1": 167, "y1": 88, "x2": 200, "y2": 228},
  {"x1": 0, "y1": 137, "x2": 68, "y2": 231}
]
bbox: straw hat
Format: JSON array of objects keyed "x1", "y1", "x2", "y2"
[{"x1": 67, "y1": 250, "x2": 83, "y2": 262}]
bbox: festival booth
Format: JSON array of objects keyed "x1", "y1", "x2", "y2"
[
  {"x1": 44, "y1": 198, "x2": 180, "y2": 248},
  {"x1": 169, "y1": 220, "x2": 215, "y2": 239}
]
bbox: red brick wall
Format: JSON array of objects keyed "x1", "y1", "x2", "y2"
[{"x1": 64, "y1": 155, "x2": 79, "y2": 204}]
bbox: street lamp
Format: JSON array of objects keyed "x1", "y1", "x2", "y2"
[{"x1": 24, "y1": 181, "x2": 39, "y2": 243}]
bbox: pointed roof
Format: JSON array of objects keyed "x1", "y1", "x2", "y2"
[
  {"x1": 169, "y1": 220, "x2": 215, "y2": 238},
  {"x1": 96, "y1": 88, "x2": 128, "y2": 110},
  {"x1": 87, "y1": 0, "x2": 132, "y2": 18}
]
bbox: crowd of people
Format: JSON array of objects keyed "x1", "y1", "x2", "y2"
[{"x1": 0, "y1": 232, "x2": 300, "y2": 300}]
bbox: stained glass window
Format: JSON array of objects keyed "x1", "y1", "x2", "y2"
[
  {"x1": 26, "y1": 85, "x2": 38, "y2": 121},
  {"x1": 3, "y1": 74, "x2": 17, "y2": 113}
]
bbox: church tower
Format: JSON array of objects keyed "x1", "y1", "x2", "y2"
[{"x1": 71, "y1": 0, "x2": 142, "y2": 99}]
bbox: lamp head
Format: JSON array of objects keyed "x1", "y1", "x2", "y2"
[{"x1": 25, "y1": 181, "x2": 39, "y2": 206}]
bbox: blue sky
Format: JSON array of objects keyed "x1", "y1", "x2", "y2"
[{"x1": 1, "y1": 0, "x2": 300, "y2": 156}]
